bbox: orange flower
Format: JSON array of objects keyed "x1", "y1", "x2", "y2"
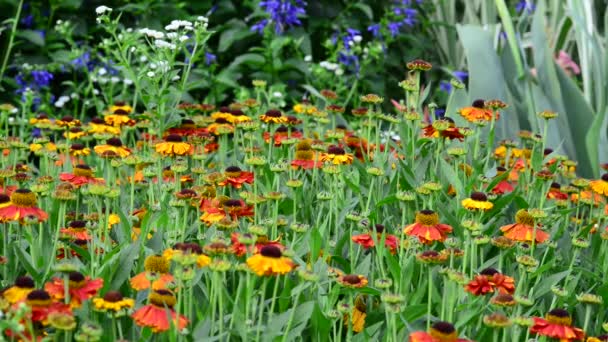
[
  {"x1": 422, "y1": 118, "x2": 464, "y2": 141},
  {"x1": 530, "y1": 308, "x2": 584, "y2": 341},
  {"x1": 500, "y1": 209, "x2": 549, "y2": 244},
  {"x1": 218, "y1": 166, "x2": 254, "y2": 188},
  {"x1": 2, "y1": 276, "x2": 35, "y2": 304},
  {"x1": 546, "y1": 182, "x2": 568, "y2": 200},
  {"x1": 132, "y1": 289, "x2": 188, "y2": 333},
  {"x1": 403, "y1": 210, "x2": 453, "y2": 244},
  {"x1": 130, "y1": 255, "x2": 174, "y2": 291},
  {"x1": 44, "y1": 272, "x2": 103, "y2": 308},
  {"x1": 60, "y1": 220, "x2": 91, "y2": 241},
  {"x1": 263, "y1": 126, "x2": 303, "y2": 146},
  {"x1": 458, "y1": 99, "x2": 497, "y2": 122},
  {"x1": 465, "y1": 268, "x2": 515, "y2": 296},
  {"x1": 0, "y1": 188, "x2": 48, "y2": 223},
  {"x1": 199, "y1": 198, "x2": 254, "y2": 225},
  {"x1": 337, "y1": 274, "x2": 368, "y2": 288}
]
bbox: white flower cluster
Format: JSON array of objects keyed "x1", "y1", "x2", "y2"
[
  {"x1": 95, "y1": 5, "x2": 112, "y2": 15},
  {"x1": 54, "y1": 95, "x2": 71, "y2": 108},
  {"x1": 165, "y1": 20, "x2": 194, "y2": 31},
  {"x1": 139, "y1": 28, "x2": 165, "y2": 39},
  {"x1": 319, "y1": 61, "x2": 344, "y2": 76}
]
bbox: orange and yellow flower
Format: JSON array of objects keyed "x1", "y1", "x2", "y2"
[
  {"x1": 458, "y1": 99, "x2": 498, "y2": 122},
  {"x1": 44, "y1": 272, "x2": 103, "y2": 308},
  {"x1": 403, "y1": 210, "x2": 453, "y2": 244},
  {"x1": 0, "y1": 188, "x2": 48, "y2": 223},
  {"x1": 500, "y1": 209, "x2": 549, "y2": 244},
  {"x1": 590, "y1": 174, "x2": 608, "y2": 196},
  {"x1": 132, "y1": 289, "x2": 188, "y2": 333},
  {"x1": 320, "y1": 145, "x2": 354, "y2": 165},
  {"x1": 93, "y1": 138, "x2": 131, "y2": 158},
  {"x1": 2, "y1": 276, "x2": 35, "y2": 304},
  {"x1": 155, "y1": 134, "x2": 193, "y2": 157}
]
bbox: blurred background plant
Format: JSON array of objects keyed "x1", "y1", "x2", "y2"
[{"x1": 0, "y1": 0, "x2": 606, "y2": 175}]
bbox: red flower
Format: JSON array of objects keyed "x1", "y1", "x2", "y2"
[
  {"x1": 352, "y1": 226, "x2": 399, "y2": 254},
  {"x1": 263, "y1": 127, "x2": 303, "y2": 146},
  {"x1": 465, "y1": 275, "x2": 495, "y2": 296},
  {"x1": 59, "y1": 164, "x2": 104, "y2": 187},
  {"x1": 530, "y1": 309, "x2": 584, "y2": 341},
  {"x1": 44, "y1": 272, "x2": 103, "y2": 308},
  {"x1": 231, "y1": 233, "x2": 284, "y2": 257},
  {"x1": 465, "y1": 269, "x2": 515, "y2": 296},
  {"x1": 491, "y1": 180, "x2": 514, "y2": 195},
  {"x1": 422, "y1": 124, "x2": 464, "y2": 141},
  {"x1": 0, "y1": 189, "x2": 48, "y2": 223}
]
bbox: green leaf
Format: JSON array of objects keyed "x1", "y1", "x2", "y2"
[
  {"x1": 353, "y1": 3, "x2": 374, "y2": 20},
  {"x1": 533, "y1": 270, "x2": 570, "y2": 299},
  {"x1": 218, "y1": 20, "x2": 254, "y2": 52},
  {"x1": 227, "y1": 53, "x2": 265, "y2": 69},
  {"x1": 18, "y1": 30, "x2": 45, "y2": 46},
  {"x1": 402, "y1": 304, "x2": 427, "y2": 322}
]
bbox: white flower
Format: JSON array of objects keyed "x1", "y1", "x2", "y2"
[
  {"x1": 166, "y1": 32, "x2": 178, "y2": 39},
  {"x1": 95, "y1": 5, "x2": 112, "y2": 15},
  {"x1": 171, "y1": 75, "x2": 180, "y2": 81},
  {"x1": 273, "y1": 92, "x2": 283, "y2": 98},
  {"x1": 139, "y1": 56, "x2": 148, "y2": 63},
  {"x1": 197, "y1": 16, "x2": 208, "y2": 22},
  {"x1": 70, "y1": 93, "x2": 78, "y2": 99},
  {"x1": 353, "y1": 35, "x2": 362, "y2": 43},
  {"x1": 147, "y1": 71, "x2": 155, "y2": 78},
  {"x1": 335, "y1": 68, "x2": 344, "y2": 76},
  {"x1": 110, "y1": 77, "x2": 120, "y2": 84},
  {"x1": 179, "y1": 35, "x2": 189, "y2": 42},
  {"x1": 129, "y1": 46, "x2": 136, "y2": 53},
  {"x1": 98, "y1": 67, "x2": 107, "y2": 76},
  {"x1": 124, "y1": 78, "x2": 134, "y2": 85},
  {"x1": 154, "y1": 39, "x2": 176, "y2": 50},
  {"x1": 92, "y1": 89, "x2": 100, "y2": 95},
  {"x1": 139, "y1": 28, "x2": 164, "y2": 39},
  {"x1": 304, "y1": 55, "x2": 312, "y2": 62}
]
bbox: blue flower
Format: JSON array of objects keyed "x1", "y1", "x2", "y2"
[
  {"x1": 254, "y1": 0, "x2": 306, "y2": 34},
  {"x1": 205, "y1": 52, "x2": 217, "y2": 65},
  {"x1": 30, "y1": 70, "x2": 54, "y2": 88},
  {"x1": 439, "y1": 81, "x2": 452, "y2": 93},
  {"x1": 367, "y1": 24, "x2": 381, "y2": 38},
  {"x1": 515, "y1": 0, "x2": 535, "y2": 13},
  {"x1": 387, "y1": 22, "x2": 402, "y2": 37},
  {"x1": 20, "y1": 14, "x2": 34, "y2": 28},
  {"x1": 434, "y1": 108, "x2": 446, "y2": 119},
  {"x1": 251, "y1": 19, "x2": 269, "y2": 34},
  {"x1": 452, "y1": 70, "x2": 468, "y2": 82}
]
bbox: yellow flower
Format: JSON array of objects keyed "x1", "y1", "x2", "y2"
[
  {"x1": 246, "y1": 246, "x2": 294, "y2": 276},
  {"x1": 462, "y1": 192, "x2": 494, "y2": 211},
  {"x1": 320, "y1": 146, "x2": 354, "y2": 165},
  {"x1": 93, "y1": 291, "x2": 134, "y2": 312},
  {"x1": 155, "y1": 134, "x2": 193, "y2": 157},
  {"x1": 590, "y1": 174, "x2": 608, "y2": 196}
]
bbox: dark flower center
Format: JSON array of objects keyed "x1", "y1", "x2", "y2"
[
  {"x1": 374, "y1": 224, "x2": 385, "y2": 233},
  {"x1": 219, "y1": 106, "x2": 231, "y2": 113},
  {"x1": 602, "y1": 173, "x2": 608, "y2": 182},
  {"x1": 496, "y1": 166, "x2": 506, "y2": 172},
  {"x1": 75, "y1": 164, "x2": 91, "y2": 170},
  {"x1": 548, "y1": 308, "x2": 569, "y2": 318},
  {"x1": 0, "y1": 194, "x2": 9, "y2": 204},
  {"x1": 165, "y1": 134, "x2": 183, "y2": 142},
  {"x1": 224, "y1": 199, "x2": 242, "y2": 207},
  {"x1": 470, "y1": 192, "x2": 488, "y2": 201},
  {"x1": 472, "y1": 99, "x2": 485, "y2": 108},
  {"x1": 493, "y1": 294, "x2": 514, "y2": 302},
  {"x1": 114, "y1": 101, "x2": 126, "y2": 106},
  {"x1": 61, "y1": 115, "x2": 74, "y2": 122},
  {"x1": 69, "y1": 127, "x2": 83, "y2": 133},
  {"x1": 480, "y1": 268, "x2": 498, "y2": 276},
  {"x1": 231, "y1": 109, "x2": 245, "y2": 116},
  {"x1": 543, "y1": 148, "x2": 553, "y2": 155},
  {"x1": 113, "y1": 109, "x2": 129, "y2": 115},
  {"x1": 69, "y1": 272, "x2": 85, "y2": 282},
  {"x1": 37, "y1": 113, "x2": 49, "y2": 119},
  {"x1": 551, "y1": 182, "x2": 561, "y2": 189},
  {"x1": 74, "y1": 239, "x2": 88, "y2": 246},
  {"x1": 71, "y1": 143, "x2": 85, "y2": 150},
  {"x1": 15, "y1": 188, "x2": 32, "y2": 194},
  {"x1": 419, "y1": 209, "x2": 435, "y2": 215},
  {"x1": 103, "y1": 291, "x2": 124, "y2": 302},
  {"x1": 215, "y1": 118, "x2": 229, "y2": 124},
  {"x1": 91, "y1": 118, "x2": 105, "y2": 124},
  {"x1": 182, "y1": 119, "x2": 195, "y2": 125},
  {"x1": 69, "y1": 220, "x2": 87, "y2": 228},
  {"x1": 265, "y1": 109, "x2": 282, "y2": 117},
  {"x1": 27, "y1": 289, "x2": 51, "y2": 301},
  {"x1": 275, "y1": 125, "x2": 288, "y2": 133},
  {"x1": 260, "y1": 245, "x2": 282, "y2": 258},
  {"x1": 15, "y1": 276, "x2": 35, "y2": 288},
  {"x1": 342, "y1": 275, "x2": 361, "y2": 284},
  {"x1": 421, "y1": 250, "x2": 440, "y2": 257},
  {"x1": 431, "y1": 321, "x2": 456, "y2": 334},
  {"x1": 106, "y1": 138, "x2": 123, "y2": 147},
  {"x1": 225, "y1": 166, "x2": 242, "y2": 173},
  {"x1": 180, "y1": 242, "x2": 203, "y2": 254},
  {"x1": 327, "y1": 146, "x2": 345, "y2": 155}
]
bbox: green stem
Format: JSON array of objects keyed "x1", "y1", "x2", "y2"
[{"x1": 0, "y1": 0, "x2": 24, "y2": 86}]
